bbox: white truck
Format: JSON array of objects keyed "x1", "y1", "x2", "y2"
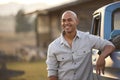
[{"x1": 91, "y1": 1, "x2": 120, "y2": 80}]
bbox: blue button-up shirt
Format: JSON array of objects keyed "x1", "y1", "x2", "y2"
[{"x1": 46, "y1": 30, "x2": 114, "y2": 80}]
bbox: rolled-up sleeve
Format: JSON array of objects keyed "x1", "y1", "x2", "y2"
[{"x1": 46, "y1": 44, "x2": 58, "y2": 77}]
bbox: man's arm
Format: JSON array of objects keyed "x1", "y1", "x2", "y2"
[
  {"x1": 46, "y1": 44, "x2": 58, "y2": 80},
  {"x1": 96, "y1": 45, "x2": 115, "y2": 75}
]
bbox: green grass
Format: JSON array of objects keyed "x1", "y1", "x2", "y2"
[{"x1": 6, "y1": 60, "x2": 48, "y2": 80}]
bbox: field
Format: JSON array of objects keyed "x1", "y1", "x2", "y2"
[
  {"x1": 0, "y1": 32, "x2": 48, "y2": 80},
  {"x1": 6, "y1": 60, "x2": 48, "y2": 80},
  {"x1": 0, "y1": 32, "x2": 36, "y2": 55}
]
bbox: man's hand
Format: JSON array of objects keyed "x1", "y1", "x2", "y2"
[
  {"x1": 96, "y1": 45, "x2": 115, "y2": 75},
  {"x1": 49, "y1": 76, "x2": 58, "y2": 80},
  {"x1": 96, "y1": 55, "x2": 106, "y2": 75}
]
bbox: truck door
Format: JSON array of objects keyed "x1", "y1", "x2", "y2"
[
  {"x1": 110, "y1": 8, "x2": 120, "y2": 68},
  {"x1": 91, "y1": 8, "x2": 120, "y2": 80}
]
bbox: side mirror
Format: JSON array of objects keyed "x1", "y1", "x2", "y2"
[
  {"x1": 111, "y1": 35, "x2": 120, "y2": 50},
  {"x1": 110, "y1": 30, "x2": 120, "y2": 50}
]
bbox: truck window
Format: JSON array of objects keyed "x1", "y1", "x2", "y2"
[
  {"x1": 113, "y1": 9, "x2": 120, "y2": 30},
  {"x1": 91, "y1": 14, "x2": 101, "y2": 36}
]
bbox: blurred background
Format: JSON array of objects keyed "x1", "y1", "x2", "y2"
[{"x1": 0, "y1": 0, "x2": 119, "y2": 80}]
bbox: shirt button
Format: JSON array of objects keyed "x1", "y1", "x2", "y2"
[
  {"x1": 62, "y1": 57, "x2": 64, "y2": 59},
  {"x1": 83, "y1": 51, "x2": 86, "y2": 53},
  {"x1": 74, "y1": 72, "x2": 76, "y2": 75},
  {"x1": 74, "y1": 63, "x2": 76, "y2": 65}
]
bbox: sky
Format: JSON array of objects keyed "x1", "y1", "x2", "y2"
[
  {"x1": 0, "y1": 0, "x2": 73, "y2": 5},
  {"x1": 0, "y1": 0, "x2": 76, "y2": 16}
]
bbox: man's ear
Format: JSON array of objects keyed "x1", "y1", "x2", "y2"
[{"x1": 76, "y1": 18, "x2": 79, "y2": 25}]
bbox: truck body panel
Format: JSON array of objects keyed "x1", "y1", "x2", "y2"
[{"x1": 91, "y1": 1, "x2": 120, "y2": 79}]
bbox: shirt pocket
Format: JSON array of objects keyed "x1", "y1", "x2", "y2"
[
  {"x1": 56, "y1": 54, "x2": 72, "y2": 61},
  {"x1": 56, "y1": 54, "x2": 72, "y2": 68},
  {"x1": 75, "y1": 49, "x2": 91, "y2": 56},
  {"x1": 74, "y1": 49, "x2": 92, "y2": 63}
]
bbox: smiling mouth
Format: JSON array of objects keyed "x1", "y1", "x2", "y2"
[{"x1": 65, "y1": 25, "x2": 71, "y2": 28}]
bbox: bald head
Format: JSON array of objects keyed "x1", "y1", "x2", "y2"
[
  {"x1": 61, "y1": 10, "x2": 78, "y2": 20},
  {"x1": 61, "y1": 10, "x2": 79, "y2": 34}
]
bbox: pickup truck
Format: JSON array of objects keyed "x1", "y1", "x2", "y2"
[{"x1": 91, "y1": 1, "x2": 120, "y2": 80}]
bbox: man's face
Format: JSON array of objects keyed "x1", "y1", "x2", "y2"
[{"x1": 61, "y1": 12, "x2": 78, "y2": 34}]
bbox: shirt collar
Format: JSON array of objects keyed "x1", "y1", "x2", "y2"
[
  {"x1": 60, "y1": 30, "x2": 81, "y2": 45},
  {"x1": 60, "y1": 32, "x2": 66, "y2": 45}
]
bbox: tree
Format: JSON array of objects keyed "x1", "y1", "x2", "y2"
[{"x1": 15, "y1": 9, "x2": 33, "y2": 33}]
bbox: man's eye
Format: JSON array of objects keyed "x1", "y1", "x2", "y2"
[
  {"x1": 62, "y1": 19, "x2": 65, "y2": 22},
  {"x1": 68, "y1": 19, "x2": 72, "y2": 22}
]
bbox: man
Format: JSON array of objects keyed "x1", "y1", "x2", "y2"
[{"x1": 46, "y1": 10, "x2": 115, "y2": 80}]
